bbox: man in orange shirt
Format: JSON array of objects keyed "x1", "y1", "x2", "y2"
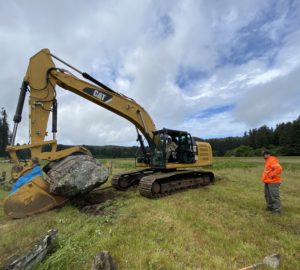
[{"x1": 262, "y1": 150, "x2": 283, "y2": 214}]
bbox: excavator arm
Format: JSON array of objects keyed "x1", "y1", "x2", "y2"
[{"x1": 7, "y1": 48, "x2": 156, "y2": 178}]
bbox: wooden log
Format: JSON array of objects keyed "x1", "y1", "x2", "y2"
[{"x1": 1, "y1": 229, "x2": 57, "y2": 270}]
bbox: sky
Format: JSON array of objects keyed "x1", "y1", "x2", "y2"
[{"x1": 0, "y1": 0, "x2": 300, "y2": 147}]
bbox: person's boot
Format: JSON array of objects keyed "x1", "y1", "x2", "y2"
[{"x1": 271, "y1": 209, "x2": 281, "y2": 214}]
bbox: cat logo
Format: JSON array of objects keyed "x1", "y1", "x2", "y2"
[
  {"x1": 93, "y1": 90, "x2": 106, "y2": 101},
  {"x1": 83, "y1": 88, "x2": 113, "y2": 103}
]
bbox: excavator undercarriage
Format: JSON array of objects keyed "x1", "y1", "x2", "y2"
[{"x1": 113, "y1": 169, "x2": 214, "y2": 198}]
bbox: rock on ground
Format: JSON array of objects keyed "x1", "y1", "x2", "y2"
[
  {"x1": 91, "y1": 251, "x2": 117, "y2": 270},
  {"x1": 47, "y1": 155, "x2": 108, "y2": 198}
]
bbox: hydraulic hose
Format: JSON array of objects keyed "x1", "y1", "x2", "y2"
[{"x1": 11, "y1": 81, "x2": 28, "y2": 145}]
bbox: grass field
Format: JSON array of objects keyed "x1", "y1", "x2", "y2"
[{"x1": 0, "y1": 157, "x2": 299, "y2": 269}]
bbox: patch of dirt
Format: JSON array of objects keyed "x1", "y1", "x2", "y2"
[
  {"x1": 81, "y1": 204, "x2": 111, "y2": 215},
  {"x1": 71, "y1": 187, "x2": 127, "y2": 216}
]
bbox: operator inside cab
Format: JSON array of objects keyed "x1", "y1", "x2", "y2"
[{"x1": 165, "y1": 135, "x2": 178, "y2": 162}]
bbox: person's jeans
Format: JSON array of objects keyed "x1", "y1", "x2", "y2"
[{"x1": 264, "y1": 183, "x2": 281, "y2": 211}]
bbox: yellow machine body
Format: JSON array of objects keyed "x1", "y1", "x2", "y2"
[
  {"x1": 5, "y1": 49, "x2": 213, "y2": 218},
  {"x1": 4, "y1": 176, "x2": 67, "y2": 219}
]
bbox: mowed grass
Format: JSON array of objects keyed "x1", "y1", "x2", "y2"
[{"x1": 0, "y1": 157, "x2": 299, "y2": 269}]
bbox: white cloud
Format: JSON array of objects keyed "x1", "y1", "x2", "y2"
[
  {"x1": 234, "y1": 65, "x2": 300, "y2": 126},
  {"x1": 1, "y1": 0, "x2": 300, "y2": 147}
]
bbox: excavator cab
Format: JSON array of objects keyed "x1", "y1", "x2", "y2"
[{"x1": 151, "y1": 129, "x2": 196, "y2": 168}]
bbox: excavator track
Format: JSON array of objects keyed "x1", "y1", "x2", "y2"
[
  {"x1": 139, "y1": 170, "x2": 214, "y2": 198},
  {"x1": 111, "y1": 168, "x2": 156, "y2": 190}
]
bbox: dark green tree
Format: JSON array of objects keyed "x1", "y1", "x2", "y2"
[
  {"x1": 0, "y1": 108, "x2": 10, "y2": 156},
  {"x1": 255, "y1": 125, "x2": 273, "y2": 148}
]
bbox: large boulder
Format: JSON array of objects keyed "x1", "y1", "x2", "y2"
[{"x1": 47, "y1": 155, "x2": 108, "y2": 198}]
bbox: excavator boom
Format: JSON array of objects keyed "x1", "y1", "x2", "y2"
[{"x1": 9, "y1": 49, "x2": 156, "y2": 160}]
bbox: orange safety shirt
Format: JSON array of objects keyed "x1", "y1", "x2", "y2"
[{"x1": 262, "y1": 156, "x2": 283, "y2": 183}]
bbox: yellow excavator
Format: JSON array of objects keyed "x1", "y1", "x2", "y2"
[{"x1": 4, "y1": 49, "x2": 214, "y2": 218}]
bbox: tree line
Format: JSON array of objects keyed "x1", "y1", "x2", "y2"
[
  {"x1": 0, "y1": 107, "x2": 299, "y2": 157},
  {"x1": 0, "y1": 108, "x2": 10, "y2": 157},
  {"x1": 57, "y1": 144, "x2": 140, "y2": 159},
  {"x1": 205, "y1": 116, "x2": 300, "y2": 156}
]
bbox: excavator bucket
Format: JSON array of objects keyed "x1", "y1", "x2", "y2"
[{"x1": 4, "y1": 176, "x2": 68, "y2": 219}]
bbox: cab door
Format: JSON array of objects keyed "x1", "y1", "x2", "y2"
[
  {"x1": 177, "y1": 133, "x2": 195, "y2": 163},
  {"x1": 150, "y1": 132, "x2": 166, "y2": 168}
]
